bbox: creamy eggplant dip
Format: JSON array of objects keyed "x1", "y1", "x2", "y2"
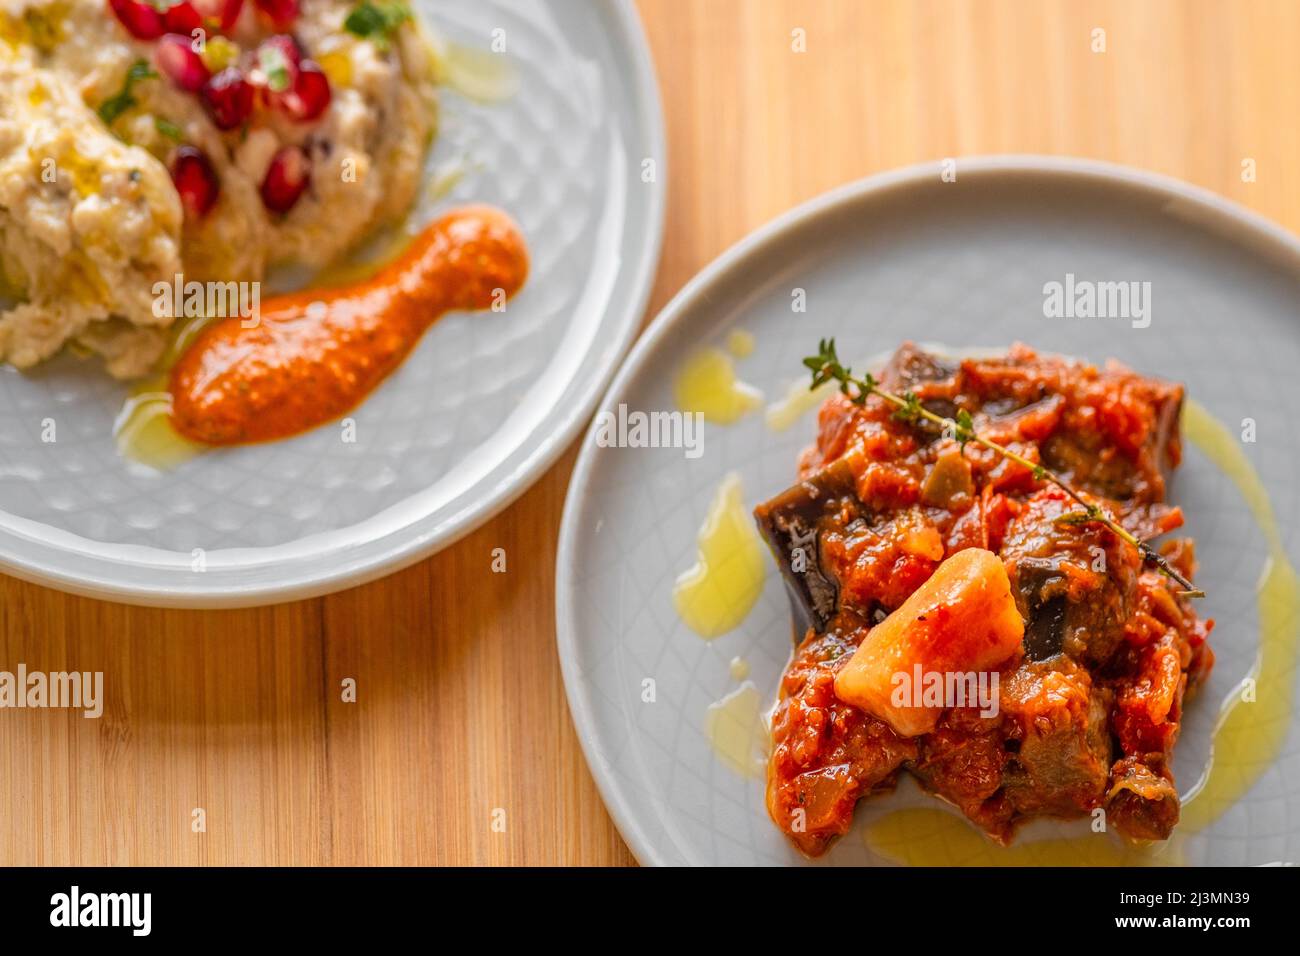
[{"x1": 0, "y1": 0, "x2": 436, "y2": 378}]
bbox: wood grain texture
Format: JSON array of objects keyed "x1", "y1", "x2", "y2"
[{"x1": 1, "y1": 0, "x2": 1295, "y2": 865}]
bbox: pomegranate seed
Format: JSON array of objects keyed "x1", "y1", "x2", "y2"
[
  {"x1": 200, "y1": 67, "x2": 253, "y2": 130},
  {"x1": 108, "y1": 0, "x2": 165, "y2": 40},
  {"x1": 220, "y1": 0, "x2": 244, "y2": 29},
  {"x1": 155, "y1": 34, "x2": 211, "y2": 92},
  {"x1": 261, "y1": 145, "x2": 310, "y2": 213},
  {"x1": 253, "y1": 0, "x2": 298, "y2": 30},
  {"x1": 279, "y1": 61, "x2": 331, "y2": 121},
  {"x1": 162, "y1": 1, "x2": 202, "y2": 34},
  {"x1": 192, "y1": 0, "x2": 243, "y2": 31},
  {"x1": 170, "y1": 146, "x2": 220, "y2": 218}
]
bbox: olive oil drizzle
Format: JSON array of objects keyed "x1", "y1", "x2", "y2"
[
  {"x1": 673, "y1": 473, "x2": 766, "y2": 640},
  {"x1": 673, "y1": 348, "x2": 763, "y2": 425},
  {"x1": 704, "y1": 682, "x2": 768, "y2": 779},
  {"x1": 112, "y1": 315, "x2": 214, "y2": 471}
]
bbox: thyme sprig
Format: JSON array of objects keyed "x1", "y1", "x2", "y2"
[{"x1": 803, "y1": 339, "x2": 1205, "y2": 598}]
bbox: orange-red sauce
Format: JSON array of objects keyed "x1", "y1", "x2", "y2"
[
  {"x1": 169, "y1": 206, "x2": 528, "y2": 445},
  {"x1": 760, "y1": 343, "x2": 1212, "y2": 856}
]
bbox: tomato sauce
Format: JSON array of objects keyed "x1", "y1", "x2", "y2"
[
  {"x1": 756, "y1": 343, "x2": 1214, "y2": 855},
  {"x1": 169, "y1": 206, "x2": 528, "y2": 445}
]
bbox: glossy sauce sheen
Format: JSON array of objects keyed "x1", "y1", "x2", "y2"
[
  {"x1": 169, "y1": 206, "x2": 528, "y2": 445},
  {"x1": 759, "y1": 343, "x2": 1213, "y2": 857},
  {"x1": 863, "y1": 401, "x2": 1297, "y2": 866}
]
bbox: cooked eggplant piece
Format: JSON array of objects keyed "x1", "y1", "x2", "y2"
[
  {"x1": 920, "y1": 449, "x2": 975, "y2": 509},
  {"x1": 1023, "y1": 595, "x2": 1067, "y2": 661},
  {"x1": 879, "y1": 341, "x2": 958, "y2": 390},
  {"x1": 1106, "y1": 756, "x2": 1180, "y2": 841},
  {"x1": 753, "y1": 456, "x2": 859, "y2": 636},
  {"x1": 1041, "y1": 384, "x2": 1184, "y2": 502},
  {"x1": 1010, "y1": 556, "x2": 1069, "y2": 661},
  {"x1": 1004, "y1": 545, "x2": 1133, "y2": 667},
  {"x1": 1000, "y1": 658, "x2": 1114, "y2": 815}
]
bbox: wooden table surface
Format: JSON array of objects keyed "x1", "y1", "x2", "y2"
[{"x1": 2, "y1": 0, "x2": 1296, "y2": 866}]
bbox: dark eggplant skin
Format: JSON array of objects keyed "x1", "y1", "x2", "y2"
[
  {"x1": 752, "y1": 456, "x2": 858, "y2": 637},
  {"x1": 1011, "y1": 556, "x2": 1069, "y2": 661}
]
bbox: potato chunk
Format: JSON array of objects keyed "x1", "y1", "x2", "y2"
[{"x1": 833, "y1": 548, "x2": 1024, "y2": 736}]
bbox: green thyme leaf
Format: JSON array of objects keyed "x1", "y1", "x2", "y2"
[
  {"x1": 1054, "y1": 511, "x2": 1094, "y2": 527},
  {"x1": 954, "y1": 408, "x2": 975, "y2": 446},
  {"x1": 891, "y1": 390, "x2": 922, "y2": 424}
]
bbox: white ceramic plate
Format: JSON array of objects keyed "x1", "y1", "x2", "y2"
[
  {"x1": 557, "y1": 156, "x2": 1300, "y2": 866},
  {"x1": 0, "y1": 0, "x2": 664, "y2": 607}
]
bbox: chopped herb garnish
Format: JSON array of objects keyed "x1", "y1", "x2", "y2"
[
  {"x1": 98, "y1": 59, "x2": 157, "y2": 126},
  {"x1": 154, "y1": 117, "x2": 184, "y2": 141},
  {"x1": 802, "y1": 338, "x2": 1206, "y2": 598},
  {"x1": 259, "y1": 46, "x2": 293, "y2": 93},
  {"x1": 344, "y1": 1, "x2": 411, "y2": 49}
]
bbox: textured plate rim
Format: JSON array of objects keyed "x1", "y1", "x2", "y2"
[
  {"x1": 555, "y1": 154, "x2": 1300, "y2": 866},
  {"x1": 0, "y1": 0, "x2": 666, "y2": 609}
]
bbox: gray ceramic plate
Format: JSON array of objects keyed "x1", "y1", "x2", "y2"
[
  {"x1": 0, "y1": 0, "x2": 664, "y2": 607},
  {"x1": 557, "y1": 156, "x2": 1300, "y2": 866}
]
